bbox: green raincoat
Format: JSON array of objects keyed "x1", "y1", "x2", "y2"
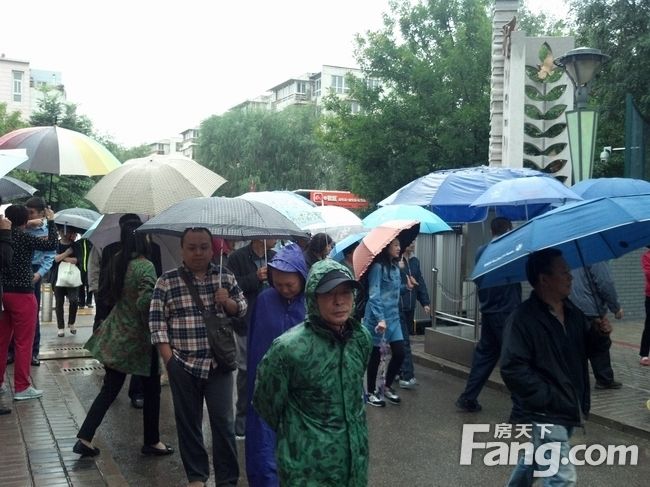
[
  {"x1": 84, "y1": 257, "x2": 157, "y2": 376},
  {"x1": 253, "y1": 259, "x2": 372, "y2": 486}
]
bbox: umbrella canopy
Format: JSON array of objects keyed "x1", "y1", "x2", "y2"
[
  {"x1": 470, "y1": 176, "x2": 582, "y2": 220},
  {"x1": 0, "y1": 126, "x2": 121, "y2": 176},
  {"x1": 237, "y1": 190, "x2": 323, "y2": 228},
  {"x1": 352, "y1": 220, "x2": 420, "y2": 279},
  {"x1": 0, "y1": 149, "x2": 29, "y2": 179},
  {"x1": 329, "y1": 231, "x2": 368, "y2": 262},
  {"x1": 471, "y1": 194, "x2": 650, "y2": 289},
  {"x1": 81, "y1": 213, "x2": 150, "y2": 250},
  {"x1": 301, "y1": 205, "x2": 365, "y2": 242},
  {"x1": 54, "y1": 207, "x2": 102, "y2": 231},
  {"x1": 378, "y1": 165, "x2": 545, "y2": 223},
  {"x1": 362, "y1": 204, "x2": 452, "y2": 234},
  {"x1": 136, "y1": 196, "x2": 309, "y2": 239},
  {"x1": 571, "y1": 177, "x2": 650, "y2": 198},
  {"x1": 0, "y1": 176, "x2": 37, "y2": 201},
  {"x1": 85, "y1": 154, "x2": 227, "y2": 215}
]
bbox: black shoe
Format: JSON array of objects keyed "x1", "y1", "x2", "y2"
[
  {"x1": 31, "y1": 356, "x2": 40, "y2": 366},
  {"x1": 141, "y1": 444, "x2": 174, "y2": 456},
  {"x1": 131, "y1": 397, "x2": 144, "y2": 409},
  {"x1": 456, "y1": 397, "x2": 482, "y2": 412},
  {"x1": 73, "y1": 439, "x2": 100, "y2": 457},
  {"x1": 595, "y1": 380, "x2": 622, "y2": 390},
  {"x1": 0, "y1": 407, "x2": 11, "y2": 415},
  {"x1": 6, "y1": 354, "x2": 14, "y2": 365}
]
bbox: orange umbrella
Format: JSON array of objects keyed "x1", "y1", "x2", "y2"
[{"x1": 352, "y1": 219, "x2": 420, "y2": 280}]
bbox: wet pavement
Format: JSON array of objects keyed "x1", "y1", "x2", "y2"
[{"x1": 1, "y1": 309, "x2": 650, "y2": 486}]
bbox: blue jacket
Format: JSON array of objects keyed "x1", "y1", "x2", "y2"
[
  {"x1": 363, "y1": 261, "x2": 401, "y2": 345},
  {"x1": 399, "y1": 255, "x2": 430, "y2": 312},
  {"x1": 245, "y1": 243, "x2": 307, "y2": 487}
]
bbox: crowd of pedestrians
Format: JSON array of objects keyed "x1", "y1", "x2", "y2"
[{"x1": 1, "y1": 200, "x2": 645, "y2": 486}]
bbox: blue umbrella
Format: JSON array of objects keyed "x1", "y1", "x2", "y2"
[
  {"x1": 572, "y1": 177, "x2": 650, "y2": 198},
  {"x1": 379, "y1": 165, "x2": 545, "y2": 223},
  {"x1": 470, "y1": 176, "x2": 582, "y2": 220},
  {"x1": 362, "y1": 204, "x2": 452, "y2": 234},
  {"x1": 471, "y1": 194, "x2": 650, "y2": 288},
  {"x1": 329, "y1": 231, "x2": 368, "y2": 262}
]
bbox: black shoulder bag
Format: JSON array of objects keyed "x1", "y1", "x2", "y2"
[{"x1": 178, "y1": 267, "x2": 238, "y2": 371}]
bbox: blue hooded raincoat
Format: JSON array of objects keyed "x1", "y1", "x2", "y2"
[{"x1": 245, "y1": 242, "x2": 308, "y2": 487}]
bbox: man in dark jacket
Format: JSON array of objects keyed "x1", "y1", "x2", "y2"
[
  {"x1": 226, "y1": 239, "x2": 276, "y2": 437},
  {"x1": 501, "y1": 248, "x2": 612, "y2": 484},
  {"x1": 0, "y1": 214, "x2": 13, "y2": 415},
  {"x1": 456, "y1": 217, "x2": 521, "y2": 412}
]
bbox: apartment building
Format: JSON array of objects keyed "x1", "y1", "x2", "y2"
[{"x1": 0, "y1": 55, "x2": 65, "y2": 122}]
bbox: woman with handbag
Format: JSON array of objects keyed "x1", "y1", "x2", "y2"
[
  {"x1": 73, "y1": 219, "x2": 174, "y2": 457},
  {"x1": 52, "y1": 225, "x2": 81, "y2": 337}
]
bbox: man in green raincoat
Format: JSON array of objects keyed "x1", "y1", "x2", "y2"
[{"x1": 253, "y1": 259, "x2": 372, "y2": 486}]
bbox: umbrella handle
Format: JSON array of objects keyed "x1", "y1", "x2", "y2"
[{"x1": 219, "y1": 250, "x2": 223, "y2": 287}]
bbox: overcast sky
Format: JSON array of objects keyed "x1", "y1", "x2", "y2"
[{"x1": 2, "y1": 0, "x2": 568, "y2": 148}]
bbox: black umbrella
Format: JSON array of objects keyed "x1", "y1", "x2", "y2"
[
  {"x1": 0, "y1": 176, "x2": 38, "y2": 202},
  {"x1": 136, "y1": 196, "x2": 309, "y2": 239}
]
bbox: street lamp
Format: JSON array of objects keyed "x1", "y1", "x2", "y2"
[{"x1": 554, "y1": 47, "x2": 610, "y2": 183}]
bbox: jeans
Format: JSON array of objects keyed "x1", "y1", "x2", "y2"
[
  {"x1": 166, "y1": 356, "x2": 238, "y2": 485},
  {"x1": 458, "y1": 312, "x2": 507, "y2": 402},
  {"x1": 78, "y1": 348, "x2": 161, "y2": 445},
  {"x1": 399, "y1": 308, "x2": 415, "y2": 380},
  {"x1": 507, "y1": 422, "x2": 576, "y2": 486}
]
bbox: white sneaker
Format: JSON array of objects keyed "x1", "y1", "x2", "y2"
[
  {"x1": 57, "y1": 330, "x2": 64, "y2": 337},
  {"x1": 367, "y1": 393, "x2": 386, "y2": 407},
  {"x1": 14, "y1": 386, "x2": 43, "y2": 401},
  {"x1": 399, "y1": 378, "x2": 418, "y2": 389}
]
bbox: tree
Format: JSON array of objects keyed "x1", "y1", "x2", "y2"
[
  {"x1": 0, "y1": 102, "x2": 27, "y2": 136},
  {"x1": 196, "y1": 105, "x2": 346, "y2": 196},
  {"x1": 571, "y1": 0, "x2": 650, "y2": 177},
  {"x1": 320, "y1": 0, "x2": 493, "y2": 205}
]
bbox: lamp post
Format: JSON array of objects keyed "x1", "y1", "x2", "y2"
[{"x1": 554, "y1": 47, "x2": 610, "y2": 184}]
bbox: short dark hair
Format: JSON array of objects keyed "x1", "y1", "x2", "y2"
[
  {"x1": 4, "y1": 204, "x2": 29, "y2": 227},
  {"x1": 25, "y1": 196, "x2": 46, "y2": 212},
  {"x1": 491, "y1": 217, "x2": 512, "y2": 237},
  {"x1": 181, "y1": 227, "x2": 212, "y2": 246},
  {"x1": 525, "y1": 248, "x2": 563, "y2": 287},
  {"x1": 307, "y1": 232, "x2": 334, "y2": 254}
]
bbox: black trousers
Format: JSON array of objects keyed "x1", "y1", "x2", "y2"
[
  {"x1": 366, "y1": 340, "x2": 405, "y2": 392},
  {"x1": 54, "y1": 285, "x2": 78, "y2": 329},
  {"x1": 166, "y1": 356, "x2": 238, "y2": 485},
  {"x1": 77, "y1": 348, "x2": 161, "y2": 445}
]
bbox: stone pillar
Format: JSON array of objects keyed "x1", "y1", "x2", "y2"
[{"x1": 489, "y1": 0, "x2": 520, "y2": 167}]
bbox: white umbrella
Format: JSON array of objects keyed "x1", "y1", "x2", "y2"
[
  {"x1": 85, "y1": 154, "x2": 227, "y2": 215},
  {"x1": 301, "y1": 205, "x2": 365, "y2": 242},
  {"x1": 0, "y1": 149, "x2": 29, "y2": 179}
]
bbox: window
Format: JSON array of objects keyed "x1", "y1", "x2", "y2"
[
  {"x1": 331, "y1": 75, "x2": 344, "y2": 94},
  {"x1": 349, "y1": 101, "x2": 360, "y2": 114},
  {"x1": 366, "y1": 78, "x2": 380, "y2": 90},
  {"x1": 12, "y1": 71, "x2": 23, "y2": 102},
  {"x1": 296, "y1": 81, "x2": 307, "y2": 94},
  {"x1": 314, "y1": 78, "x2": 321, "y2": 97}
]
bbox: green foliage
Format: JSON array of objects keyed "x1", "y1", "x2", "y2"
[
  {"x1": 0, "y1": 102, "x2": 27, "y2": 136},
  {"x1": 196, "y1": 105, "x2": 346, "y2": 197},
  {"x1": 95, "y1": 136, "x2": 151, "y2": 163},
  {"x1": 518, "y1": 3, "x2": 572, "y2": 36},
  {"x1": 319, "y1": 0, "x2": 492, "y2": 205},
  {"x1": 571, "y1": 0, "x2": 650, "y2": 177}
]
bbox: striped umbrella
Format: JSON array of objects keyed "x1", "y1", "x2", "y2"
[{"x1": 0, "y1": 126, "x2": 121, "y2": 176}]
